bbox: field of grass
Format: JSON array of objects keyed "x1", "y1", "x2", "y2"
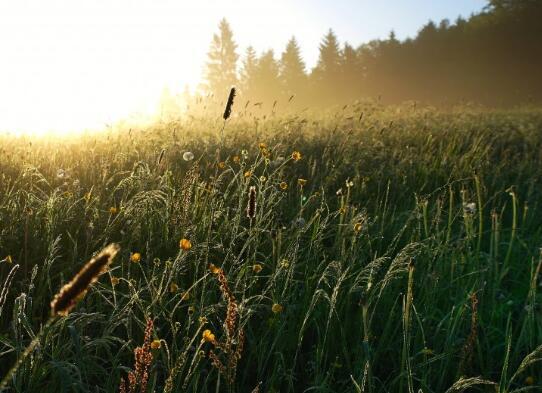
[{"x1": 1, "y1": 104, "x2": 542, "y2": 392}]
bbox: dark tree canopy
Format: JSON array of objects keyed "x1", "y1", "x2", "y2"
[{"x1": 198, "y1": 5, "x2": 542, "y2": 109}]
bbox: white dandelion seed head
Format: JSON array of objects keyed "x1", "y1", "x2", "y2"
[
  {"x1": 183, "y1": 151, "x2": 194, "y2": 161},
  {"x1": 463, "y1": 202, "x2": 477, "y2": 215}
]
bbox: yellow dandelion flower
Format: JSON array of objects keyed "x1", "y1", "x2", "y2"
[
  {"x1": 261, "y1": 148, "x2": 271, "y2": 158},
  {"x1": 232, "y1": 155, "x2": 240, "y2": 163},
  {"x1": 339, "y1": 207, "x2": 347, "y2": 215},
  {"x1": 217, "y1": 161, "x2": 225, "y2": 170},
  {"x1": 151, "y1": 339, "x2": 161, "y2": 349},
  {"x1": 111, "y1": 276, "x2": 120, "y2": 286},
  {"x1": 202, "y1": 329, "x2": 215, "y2": 343},
  {"x1": 354, "y1": 222, "x2": 363, "y2": 233},
  {"x1": 109, "y1": 206, "x2": 118, "y2": 214},
  {"x1": 199, "y1": 316, "x2": 208, "y2": 325},
  {"x1": 271, "y1": 303, "x2": 283, "y2": 314},
  {"x1": 5, "y1": 255, "x2": 13, "y2": 264},
  {"x1": 181, "y1": 291, "x2": 190, "y2": 301},
  {"x1": 208, "y1": 263, "x2": 221, "y2": 274},
  {"x1": 279, "y1": 181, "x2": 288, "y2": 190},
  {"x1": 525, "y1": 376, "x2": 534, "y2": 386},
  {"x1": 170, "y1": 282, "x2": 179, "y2": 293},
  {"x1": 179, "y1": 238, "x2": 192, "y2": 251},
  {"x1": 252, "y1": 264, "x2": 263, "y2": 273},
  {"x1": 258, "y1": 142, "x2": 267, "y2": 150},
  {"x1": 298, "y1": 178, "x2": 307, "y2": 187},
  {"x1": 244, "y1": 170, "x2": 252, "y2": 178},
  {"x1": 130, "y1": 252, "x2": 141, "y2": 263},
  {"x1": 259, "y1": 175, "x2": 267, "y2": 183},
  {"x1": 291, "y1": 151, "x2": 302, "y2": 162},
  {"x1": 280, "y1": 259, "x2": 289, "y2": 268}
]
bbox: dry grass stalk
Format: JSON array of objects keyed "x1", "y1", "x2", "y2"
[
  {"x1": 246, "y1": 186, "x2": 257, "y2": 220},
  {"x1": 50, "y1": 243, "x2": 120, "y2": 316},
  {"x1": 223, "y1": 87, "x2": 236, "y2": 120}
]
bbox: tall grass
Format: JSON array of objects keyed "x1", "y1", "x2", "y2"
[{"x1": 0, "y1": 103, "x2": 542, "y2": 392}]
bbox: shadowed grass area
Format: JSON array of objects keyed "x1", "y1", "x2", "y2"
[{"x1": 1, "y1": 104, "x2": 542, "y2": 392}]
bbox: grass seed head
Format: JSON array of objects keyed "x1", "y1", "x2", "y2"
[{"x1": 51, "y1": 243, "x2": 120, "y2": 317}]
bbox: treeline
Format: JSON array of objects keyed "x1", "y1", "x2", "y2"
[{"x1": 195, "y1": 0, "x2": 542, "y2": 110}]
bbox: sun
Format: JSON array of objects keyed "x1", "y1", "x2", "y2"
[{"x1": 0, "y1": 1, "x2": 210, "y2": 136}]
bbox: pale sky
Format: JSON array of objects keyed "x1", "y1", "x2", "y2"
[{"x1": 0, "y1": 0, "x2": 487, "y2": 134}]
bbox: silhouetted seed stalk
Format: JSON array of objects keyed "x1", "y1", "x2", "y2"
[
  {"x1": 51, "y1": 243, "x2": 120, "y2": 316},
  {"x1": 223, "y1": 87, "x2": 236, "y2": 121},
  {"x1": 220, "y1": 87, "x2": 236, "y2": 146},
  {"x1": 0, "y1": 244, "x2": 120, "y2": 391}
]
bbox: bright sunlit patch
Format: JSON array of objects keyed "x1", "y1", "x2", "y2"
[{"x1": 0, "y1": 0, "x2": 484, "y2": 136}]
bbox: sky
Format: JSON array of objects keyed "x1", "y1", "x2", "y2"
[{"x1": 0, "y1": 0, "x2": 487, "y2": 134}]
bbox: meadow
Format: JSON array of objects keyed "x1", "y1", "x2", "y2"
[{"x1": 0, "y1": 103, "x2": 542, "y2": 392}]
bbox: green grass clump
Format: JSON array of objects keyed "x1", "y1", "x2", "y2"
[{"x1": 1, "y1": 104, "x2": 542, "y2": 392}]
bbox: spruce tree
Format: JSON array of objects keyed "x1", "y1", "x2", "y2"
[
  {"x1": 203, "y1": 18, "x2": 239, "y2": 99},
  {"x1": 280, "y1": 37, "x2": 307, "y2": 99},
  {"x1": 239, "y1": 46, "x2": 258, "y2": 99}
]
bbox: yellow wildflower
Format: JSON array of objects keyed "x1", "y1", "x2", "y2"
[
  {"x1": 109, "y1": 206, "x2": 118, "y2": 214},
  {"x1": 188, "y1": 306, "x2": 196, "y2": 315},
  {"x1": 202, "y1": 329, "x2": 216, "y2": 343},
  {"x1": 279, "y1": 182, "x2": 288, "y2": 190},
  {"x1": 217, "y1": 161, "x2": 225, "y2": 170},
  {"x1": 111, "y1": 276, "x2": 120, "y2": 286},
  {"x1": 259, "y1": 175, "x2": 267, "y2": 183},
  {"x1": 150, "y1": 339, "x2": 161, "y2": 349},
  {"x1": 354, "y1": 222, "x2": 363, "y2": 233},
  {"x1": 130, "y1": 252, "x2": 141, "y2": 263},
  {"x1": 232, "y1": 155, "x2": 240, "y2": 163},
  {"x1": 291, "y1": 151, "x2": 302, "y2": 162},
  {"x1": 298, "y1": 178, "x2": 307, "y2": 187},
  {"x1": 252, "y1": 264, "x2": 263, "y2": 273},
  {"x1": 209, "y1": 263, "x2": 221, "y2": 274},
  {"x1": 244, "y1": 170, "x2": 252, "y2": 178},
  {"x1": 181, "y1": 291, "x2": 190, "y2": 301},
  {"x1": 170, "y1": 282, "x2": 179, "y2": 293},
  {"x1": 271, "y1": 303, "x2": 283, "y2": 314},
  {"x1": 179, "y1": 238, "x2": 192, "y2": 251},
  {"x1": 5, "y1": 255, "x2": 13, "y2": 264},
  {"x1": 258, "y1": 142, "x2": 267, "y2": 150}
]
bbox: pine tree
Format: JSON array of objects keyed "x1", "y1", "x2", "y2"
[
  {"x1": 203, "y1": 18, "x2": 239, "y2": 99},
  {"x1": 252, "y1": 50, "x2": 281, "y2": 104},
  {"x1": 340, "y1": 42, "x2": 360, "y2": 101},
  {"x1": 312, "y1": 29, "x2": 342, "y2": 105},
  {"x1": 315, "y1": 29, "x2": 341, "y2": 76},
  {"x1": 239, "y1": 46, "x2": 258, "y2": 100},
  {"x1": 280, "y1": 37, "x2": 307, "y2": 99}
]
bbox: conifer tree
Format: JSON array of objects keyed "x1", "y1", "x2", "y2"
[
  {"x1": 279, "y1": 37, "x2": 307, "y2": 100},
  {"x1": 203, "y1": 18, "x2": 239, "y2": 99}
]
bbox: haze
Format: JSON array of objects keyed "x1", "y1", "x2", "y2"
[{"x1": 0, "y1": 0, "x2": 485, "y2": 134}]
